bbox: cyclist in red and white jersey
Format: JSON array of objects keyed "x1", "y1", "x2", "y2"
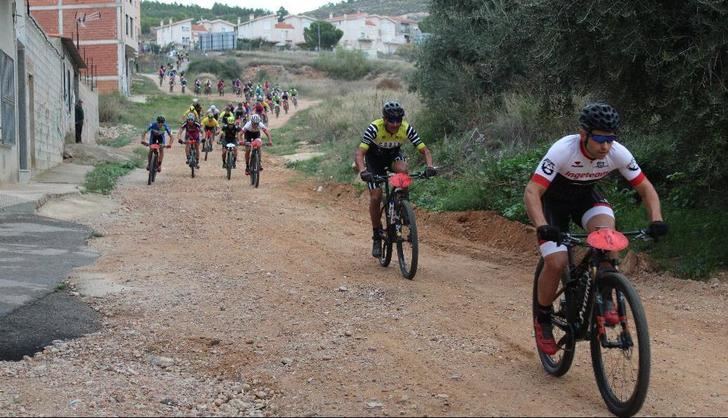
[
  {"x1": 523, "y1": 102, "x2": 668, "y2": 355},
  {"x1": 241, "y1": 114, "x2": 272, "y2": 175}
]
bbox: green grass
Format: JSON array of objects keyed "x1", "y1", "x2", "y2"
[
  {"x1": 131, "y1": 76, "x2": 158, "y2": 95},
  {"x1": 97, "y1": 133, "x2": 132, "y2": 148},
  {"x1": 83, "y1": 161, "x2": 140, "y2": 195}
]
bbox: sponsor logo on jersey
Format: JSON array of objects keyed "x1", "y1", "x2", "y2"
[
  {"x1": 541, "y1": 158, "x2": 555, "y2": 175},
  {"x1": 596, "y1": 161, "x2": 608, "y2": 168},
  {"x1": 628, "y1": 158, "x2": 640, "y2": 171},
  {"x1": 571, "y1": 161, "x2": 583, "y2": 168},
  {"x1": 564, "y1": 171, "x2": 610, "y2": 180}
]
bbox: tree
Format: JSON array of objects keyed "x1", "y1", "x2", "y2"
[
  {"x1": 303, "y1": 21, "x2": 343, "y2": 50},
  {"x1": 276, "y1": 7, "x2": 289, "y2": 22}
]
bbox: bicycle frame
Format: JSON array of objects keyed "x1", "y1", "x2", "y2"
[{"x1": 555, "y1": 230, "x2": 649, "y2": 344}]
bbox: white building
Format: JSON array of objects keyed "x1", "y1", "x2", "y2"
[
  {"x1": 199, "y1": 19, "x2": 235, "y2": 34},
  {"x1": 237, "y1": 14, "x2": 316, "y2": 47},
  {"x1": 154, "y1": 18, "x2": 194, "y2": 49},
  {"x1": 327, "y1": 13, "x2": 412, "y2": 55}
]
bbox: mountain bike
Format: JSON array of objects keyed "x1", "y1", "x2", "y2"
[
  {"x1": 181, "y1": 81, "x2": 186, "y2": 94},
  {"x1": 203, "y1": 129, "x2": 215, "y2": 161},
  {"x1": 223, "y1": 142, "x2": 237, "y2": 180},
  {"x1": 248, "y1": 139, "x2": 264, "y2": 188},
  {"x1": 532, "y1": 228, "x2": 653, "y2": 416},
  {"x1": 194, "y1": 84, "x2": 201, "y2": 95},
  {"x1": 204, "y1": 85, "x2": 211, "y2": 96},
  {"x1": 282, "y1": 99, "x2": 289, "y2": 114},
  {"x1": 144, "y1": 143, "x2": 162, "y2": 185},
  {"x1": 186, "y1": 139, "x2": 199, "y2": 178},
  {"x1": 371, "y1": 170, "x2": 433, "y2": 279},
  {"x1": 218, "y1": 85, "x2": 224, "y2": 96},
  {"x1": 169, "y1": 78, "x2": 175, "y2": 93},
  {"x1": 292, "y1": 96, "x2": 297, "y2": 108},
  {"x1": 274, "y1": 103, "x2": 280, "y2": 119}
]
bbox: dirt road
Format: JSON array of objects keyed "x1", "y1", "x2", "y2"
[{"x1": 1, "y1": 98, "x2": 727, "y2": 417}]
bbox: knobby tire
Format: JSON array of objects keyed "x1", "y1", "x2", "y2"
[
  {"x1": 532, "y1": 259, "x2": 576, "y2": 376},
  {"x1": 378, "y1": 203, "x2": 393, "y2": 267},
  {"x1": 148, "y1": 152, "x2": 157, "y2": 185},
  {"x1": 590, "y1": 272, "x2": 650, "y2": 417},
  {"x1": 250, "y1": 149, "x2": 260, "y2": 188},
  {"x1": 396, "y1": 200, "x2": 418, "y2": 279},
  {"x1": 226, "y1": 151, "x2": 233, "y2": 180}
]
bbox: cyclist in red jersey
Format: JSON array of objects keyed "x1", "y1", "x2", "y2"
[{"x1": 177, "y1": 113, "x2": 202, "y2": 169}]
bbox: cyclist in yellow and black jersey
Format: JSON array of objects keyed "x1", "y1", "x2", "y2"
[
  {"x1": 354, "y1": 101, "x2": 437, "y2": 258},
  {"x1": 201, "y1": 112, "x2": 219, "y2": 145}
]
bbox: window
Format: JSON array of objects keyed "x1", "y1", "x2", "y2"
[
  {"x1": 130, "y1": 17, "x2": 134, "y2": 39},
  {"x1": 0, "y1": 50, "x2": 16, "y2": 144}
]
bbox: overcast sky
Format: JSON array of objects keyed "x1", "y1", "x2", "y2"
[{"x1": 150, "y1": 0, "x2": 345, "y2": 15}]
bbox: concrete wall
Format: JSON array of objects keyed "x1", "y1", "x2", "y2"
[
  {"x1": 78, "y1": 81, "x2": 98, "y2": 144},
  {"x1": 0, "y1": 1, "x2": 20, "y2": 184},
  {"x1": 22, "y1": 17, "x2": 68, "y2": 171}
]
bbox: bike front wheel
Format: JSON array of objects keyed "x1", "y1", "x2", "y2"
[
  {"x1": 148, "y1": 152, "x2": 157, "y2": 185},
  {"x1": 590, "y1": 272, "x2": 650, "y2": 417},
  {"x1": 532, "y1": 259, "x2": 576, "y2": 376},
  {"x1": 395, "y1": 200, "x2": 418, "y2": 279},
  {"x1": 250, "y1": 149, "x2": 261, "y2": 188},
  {"x1": 226, "y1": 151, "x2": 234, "y2": 180},
  {"x1": 378, "y1": 203, "x2": 393, "y2": 267}
]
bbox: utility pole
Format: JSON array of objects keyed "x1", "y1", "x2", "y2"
[{"x1": 317, "y1": 23, "x2": 321, "y2": 51}]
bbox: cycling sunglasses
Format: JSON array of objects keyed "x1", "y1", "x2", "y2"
[
  {"x1": 385, "y1": 116, "x2": 403, "y2": 123},
  {"x1": 590, "y1": 134, "x2": 617, "y2": 144}
]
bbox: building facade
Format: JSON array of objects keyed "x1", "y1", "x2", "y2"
[
  {"x1": 0, "y1": 1, "x2": 20, "y2": 183},
  {"x1": 237, "y1": 14, "x2": 315, "y2": 47},
  {"x1": 154, "y1": 18, "x2": 194, "y2": 50},
  {"x1": 29, "y1": 0, "x2": 141, "y2": 94},
  {"x1": 328, "y1": 13, "x2": 413, "y2": 55}
]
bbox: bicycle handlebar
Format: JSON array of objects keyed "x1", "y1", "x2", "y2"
[
  {"x1": 560, "y1": 229, "x2": 651, "y2": 247},
  {"x1": 371, "y1": 168, "x2": 438, "y2": 183}
]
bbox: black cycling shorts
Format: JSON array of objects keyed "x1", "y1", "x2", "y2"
[
  {"x1": 542, "y1": 188, "x2": 611, "y2": 232},
  {"x1": 244, "y1": 130, "x2": 261, "y2": 141},
  {"x1": 365, "y1": 147, "x2": 406, "y2": 190}
]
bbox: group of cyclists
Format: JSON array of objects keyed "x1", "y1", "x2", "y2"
[
  {"x1": 354, "y1": 100, "x2": 669, "y2": 360},
  {"x1": 141, "y1": 95, "x2": 277, "y2": 176},
  {"x1": 145, "y1": 85, "x2": 669, "y2": 368},
  {"x1": 158, "y1": 64, "x2": 188, "y2": 93}
]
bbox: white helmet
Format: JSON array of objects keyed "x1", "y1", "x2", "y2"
[
  {"x1": 210, "y1": 105, "x2": 217, "y2": 111},
  {"x1": 192, "y1": 98, "x2": 198, "y2": 104},
  {"x1": 250, "y1": 114, "x2": 261, "y2": 124}
]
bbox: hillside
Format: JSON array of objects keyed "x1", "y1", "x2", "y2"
[
  {"x1": 140, "y1": 1, "x2": 270, "y2": 33},
  {"x1": 306, "y1": 0, "x2": 430, "y2": 19}
]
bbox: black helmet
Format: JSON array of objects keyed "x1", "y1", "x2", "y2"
[
  {"x1": 156, "y1": 115, "x2": 166, "y2": 123},
  {"x1": 579, "y1": 102, "x2": 620, "y2": 132},
  {"x1": 383, "y1": 101, "x2": 405, "y2": 121}
]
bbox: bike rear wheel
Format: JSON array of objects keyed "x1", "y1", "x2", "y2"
[
  {"x1": 148, "y1": 152, "x2": 157, "y2": 185},
  {"x1": 590, "y1": 272, "x2": 650, "y2": 417},
  {"x1": 532, "y1": 259, "x2": 576, "y2": 376},
  {"x1": 378, "y1": 203, "x2": 393, "y2": 267},
  {"x1": 250, "y1": 149, "x2": 260, "y2": 188},
  {"x1": 395, "y1": 200, "x2": 418, "y2": 279}
]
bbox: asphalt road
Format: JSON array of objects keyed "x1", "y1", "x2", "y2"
[{"x1": 0, "y1": 214, "x2": 100, "y2": 360}]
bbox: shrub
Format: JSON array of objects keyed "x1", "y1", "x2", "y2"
[
  {"x1": 98, "y1": 93, "x2": 127, "y2": 123},
  {"x1": 313, "y1": 48, "x2": 382, "y2": 80},
  {"x1": 187, "y1": 57, "x2": 242, "y2": 80}
]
